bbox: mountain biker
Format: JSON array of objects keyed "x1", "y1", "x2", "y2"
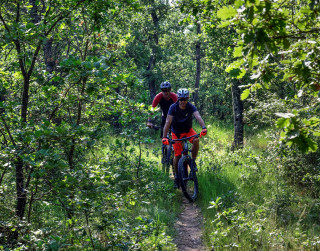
[
  {"x1": 147, "y1": 81, "x2": 178, "y2": 138},
  {"x1": 162, "y1": 88, "x2": 207, "y2": 189}
]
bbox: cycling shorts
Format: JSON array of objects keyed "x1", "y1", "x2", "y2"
[{"x1": 172, "y1": 128, "x2": 197, "y2": 156}]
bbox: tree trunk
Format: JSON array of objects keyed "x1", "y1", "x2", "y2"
[
  {"x1": 15, "y1": 158, "x2": 27, "y2": 219},
  {"x1": 43, "y1": 37, "x2": 57, "y2": 74},
  {"x1": 146, "y1": 0, "x2": 159, "y2": 101},
  {"x1": 13, "y1": 1, "x2": 39, "y2": 220},
  {"x1": 30, "y1": 0, "x2": 57, "y2": 75},
  {"x1": 29, "y1": 0, "x2": 40, "y2": 24},
  {"x1": 147, "y1": 54, "x2": 157, "y2": 100},
  {"x1": 232, "y1": 80, "x2": 244, "y2": 149},
  {"x1": 194, "y1": 23, "x2": 201, "y2": 107},
  {"x1": 0, "y1": 93, "x2": 4, "y2": 115}
]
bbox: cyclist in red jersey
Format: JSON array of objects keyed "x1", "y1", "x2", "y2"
[
  {"x1": 162, "y1": 88, "x2": 207, "y2": 188},
  {"x1": 147, "y1": 81, "x2": 178, "y2": 138}
]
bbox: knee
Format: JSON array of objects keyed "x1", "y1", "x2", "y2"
[
  {"x1": 193, "y1": 138, "x2": 199, "y2": 145},
  {"x1": 174, "y1": 155, "x2": 181, "y2": 162}
]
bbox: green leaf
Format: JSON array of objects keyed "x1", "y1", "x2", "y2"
[
  {"x1": 233, "y1": 46, "x2": 243, "y2": 57},
  {"x1": 308, "y1": 117, "x2": 320, "y2": 127},
  {"x1": 228, "y1": 68, "x2": 241, "y2": 77},
  {"x1": 295, "y1": 134, "x2": 318, "y2": 153},
  {"x1": 217, "y1": 6, "x2": 237, "y2": 19},
  {"x1": 276, "y1": 118, "x2": 290, "y2": 128},
  {"x1": 241, "y1": 89, "x2": 250, "y2": 100},
  {"x1": 218, "y1": 20, "x2": 231, "y2": 28},
  {"x1": 34, "y1": 130, "x2": 42, "y2": 138},
  {"x1": 226, "y1": 59, "x2": 246, "y2": 78},
  {"x1": 234, "y1": 0, "x2": 243, "y2": 8}
]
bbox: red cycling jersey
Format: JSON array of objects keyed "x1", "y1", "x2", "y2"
[{"x1": 152, "y1": 92, "x2": 178, "y2": 118}]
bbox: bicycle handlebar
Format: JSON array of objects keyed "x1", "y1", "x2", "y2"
[
  {"x1": 169, "y1": 133, "x2": 201, "y2": 144},
  {"x1": 148, "y1": 124, "x2": 162, "y2": 130}
]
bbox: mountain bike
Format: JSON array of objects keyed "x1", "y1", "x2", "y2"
[
  {"x1": 150, "y1": 125, "x2": 174, "y2": 176},
  {"x1": 170, "y1": 134, "x2": 200, "y2": 202}
]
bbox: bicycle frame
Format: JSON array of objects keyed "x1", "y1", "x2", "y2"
[{"x1": 169, "y1": 133, "x2": 200, "y2": 154}]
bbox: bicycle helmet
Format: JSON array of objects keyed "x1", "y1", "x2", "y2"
[
  {"x1": 160, "y1": 81, "x2": 171, "y2": 89},
  {"x1": 177, "y1": 88, "x2": 189, "y2": 98}
]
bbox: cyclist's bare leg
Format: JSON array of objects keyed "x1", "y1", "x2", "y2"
[
  {"x1": 191, "y1": 137, "x2": 199, "y2": 159},
  {"x1": 173, "y1": 155, "x2": 181, "y2": 188},
  {"x1": 173, "y1": 155, "x2": 181, "y2": 176}
]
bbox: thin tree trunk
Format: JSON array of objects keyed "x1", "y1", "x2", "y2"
[
  {"x1": 194, "y1": 23, "x2": 201, "y2": 107},
  {"x1": 0, "y1": 94, "x2": 4, "y2": 115},
  {"x1": 27, "y1": 177, "x2": 38, "y2": 223},
  {"x1": 147, "y1": 54, "x2": 157, "y2": 100},
  {"x1": 44, "y1": 37, "x2": 56, "y2": 73},
  {"x1": 30, "y1": 0, "x2": 57, "y2": 75},
  {"x1": 14, "y1": 0, "x2": 40, "y2": 221},
  {"x1": 232, "y1": 80, "x2": 244, "y2": 149},
  {"x1": 146, "y1": 0, "x2": 159, "y2": 101},
  {"x1": 136, "y1": 134, "x2": 142, "y2": 179},
  {"x1": 67, "y1": 76, "x2": 87, "y2": 219},
  {"x1": 16, "y1": 158, "x2": 26, "y2": 219}
]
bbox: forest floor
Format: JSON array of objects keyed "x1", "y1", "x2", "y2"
[{"x1": 174, "y1": 196, "x2": 207, "y2": 251}]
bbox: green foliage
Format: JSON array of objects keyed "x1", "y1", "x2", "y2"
[
  {"x1": 276, "y1": 111, "x2": 319, "y2": 152},
  {"x1": 213, "y1": 0, "x2": 320, "y2": 152},
  {"x1": 0, "y1": 1, "x2": 179, "y2": 249},
  {"x1": 1, "y1": 133, "x2": 179, "y2": 249}
]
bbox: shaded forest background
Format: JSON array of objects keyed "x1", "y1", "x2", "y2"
[{"x1": 0, "y1": 0, "x2": 319, "y2": 249}]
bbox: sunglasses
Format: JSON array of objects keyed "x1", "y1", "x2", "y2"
[
  {"x1": 162, "y1": 89, "x2": 170, "y2": 92},
  {"x1": 179, "y1": 98, "x2": 188, "y2": 102}
]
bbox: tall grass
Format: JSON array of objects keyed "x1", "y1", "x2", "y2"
[
  {"x1": 196, "y1": 120, "x2": 320, "y2": 250},
  {"x1": 95, "y1": 130, "x2": 182, "y2": 233}
]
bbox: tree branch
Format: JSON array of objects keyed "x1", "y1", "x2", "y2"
[
  {"x1": 16, "y1": 1, "x2": 20, "y2": 23},
  {"x1": 0, "y1": 7, "x2": 11, "y2": 33},
  {"x1": 0, "y1": 115, "x2": 16, "y2": 146},
  {"x1": 272, "y1": 28, "x2": 320, "y2": 40},
  {"x1": 28, "y1": 0, "x2": 88, "y2": 78},
  {"x1": 13, "y1": 39, "x2": 27, "y2": 79}
]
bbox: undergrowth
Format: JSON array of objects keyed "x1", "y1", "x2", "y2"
[
  {"x1": 4, "y1": 119, "x2": 320, "y2": 250},
  {"x1": 197, "y1": 121, "x2": 320, "y2": 250},
  {"x1": 0, "y1": 130, "x2": 180, "y2": 250}
]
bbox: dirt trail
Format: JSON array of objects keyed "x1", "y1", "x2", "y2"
[{"x1": 174, "y1": 197, "x2": 207, "y2": 251}]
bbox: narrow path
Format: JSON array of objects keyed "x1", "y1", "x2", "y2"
[{"x1": 174, "y1": 197, "x2": 207, "y2": 251}]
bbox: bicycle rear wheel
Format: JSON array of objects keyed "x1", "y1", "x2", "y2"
[
  {"x1": 178, "y1": 155, "x2": 198, "y2": 202},
  {"x1": 162, "y1": 145, "x2": 171, "y2": 175},
  {"x1": 161, "y1": 144, "x2": 167, "y2": 164},
  {"x1": 166, "y1": 145, "x2": 173, "y2": 175}
]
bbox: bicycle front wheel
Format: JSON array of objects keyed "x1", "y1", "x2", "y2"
[{"x1": 178, "y1": 155, "x2": 198, "y2": 202}]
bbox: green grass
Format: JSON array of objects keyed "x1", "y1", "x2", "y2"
[
  {"x1": 194, "y1": 120, "x2": 320, "y2": 250},
  {"x1": 107, "y1": 129, "x2": 183, "y2": 225}
]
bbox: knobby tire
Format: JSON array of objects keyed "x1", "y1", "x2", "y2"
[
  {"x1": 167, "y1": 145, "x2": 174, "y2": 174},
  {"x1": 162, "y1": 145, "x2": 171, "y2": 175},
  {"x1": 178, "y1": 155, "x2": 198, "y2": 202}
]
